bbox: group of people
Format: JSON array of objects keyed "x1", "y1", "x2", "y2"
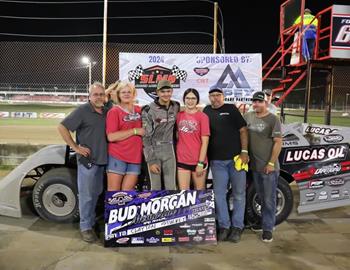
[{"x1": 58, "y1": 79, "x2": 282, "y2": 245}]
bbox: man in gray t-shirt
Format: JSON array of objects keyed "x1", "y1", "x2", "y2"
[
  {"x1": 244, "y1": 91, "x2": 282, "y2": 243},
  {"x1": 58, "y1": 82, "x2": 107, "y2": 243}
]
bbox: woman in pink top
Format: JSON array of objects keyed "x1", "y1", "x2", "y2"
[
  {"x1": 106, "y1": 82, "x2": 145, "y2": 191},
  {"x1": 176, "y1": 88, "x2": 210, "y2": 190}
]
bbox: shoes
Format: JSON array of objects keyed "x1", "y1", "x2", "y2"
[
  {"x1": 227, "y1": 227, "x2": 243, "y2": 243},
  {"x1": 80, "y1": 229, "x2": 97, "y2": 243},
  {"x1": 262, "y1": 231, "x2": 273, "y2": 243},
  {"x1": 217, "y1": 228, "x2": 230, "y2": 241},
  {"x1": 250, "y1": 224, "x2": 262, "y2": 232}
]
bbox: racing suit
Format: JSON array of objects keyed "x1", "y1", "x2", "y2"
[{"x1": 142, "y1": 98, "x2": 180, "y2": 190}]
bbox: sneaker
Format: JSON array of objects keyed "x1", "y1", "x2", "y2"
[
  {"x1": 227, "y1": 227, "x2": 243, "y2": 243},
  {"x1": 262, "y1": 231, "x2": 273, "y2": 243},
  {"x1": 80, "y1": 229, "x2": 97, "y2": 243},
  {"x1": 251, "y1": 224, "x2": 276, "y2": 232},
  {"x1": 217, "y1": 228, "x2": 230, "y2": 241},
  {"x1": 250, "y1": 224, "x2": 262, "y2": 232}
]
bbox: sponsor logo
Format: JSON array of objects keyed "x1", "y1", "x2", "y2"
[
  {"x1": 306, "y1": 192, "x2": 316, "y2": 197},
  {"x1": 131, "y1": 237, "x2": 144, "y2": 244},
  {"x1": 327, "y1": 177, "x2": 345, "y2": 187},
  {"x1": 116, "y1": 237, "x2": 130, "y2": 244},
  {"x1": 107, "y1": 192, "x2": 133, "y2": 206},
  {"x1": 163, "y1": 229, "x2": 173, "y2": 236},
  {"x1": 193, "y1": 236, "x2": 204, "y2": 242},
  {"x1": 128, "y1": 65, "x2": 185, "y2": 99},
  {"x1": 204, "y1": 218, "x2": 215, "y2": 222},
  {"x1": 283, "y1": 140, "x2": 299, "y2": 146},
  {"x1": 204, "y1": 223, "x2": 216, "y2": 227},
  {"x1": 197, "y1": 229, "x2": 206, "y2": 235},
  {"x1": 318, "y1": 194, "x2": 328, "y2": 200},
  {"x1": 193, "y1": 67, "x2": 210, "y2": 76},
  {"x1": 179, "y1": 223, "x2": 191, "y2": 229},
  {"x1": 206, "y1": 226, "x2": 216, "y2": 235},
  {"x1": 305, "y1": 126, "x2": 338, "y2": 135},
  {"x1": 205, "y1": 235, "x2": 217, "y2": 241},
  {"x1": 178, "y1": 236, "x2": 190, "y2": 242},
  {"x1": 216, "y1": 65, "x2": 255, "y2": 102},
  {"x1": 137, "y1": 192, "x2": 153, "y2": 199},
  {"x1": 343, "y1": 190, "x2": 349, "y2": 196},
  {"x1": 191, "y1": 223, "x2": 203, "y2": 227},
  {"x1": 314, "y1": 163, "x2": 341, "y2": 176},
  {"x1": 306, "y1": 196, "x2": 315, "y2": 202},
  {"x1": 155, "y1": 230, "x2": 161, "y2": 235},
  {"x1": 283, "y1": 145, "x2": 347, "y2": 164},
  {"x1": 161, "y1": 237, "x2": 175, "y2": 243},
  {"x1": 174, "y1": 229, "x2": 187, "y2": 236},
  {"x1": 320, "y1": 191, "x2": 327, "y2": 196},
  {"x1": 323, "y1": 134, "x2": 344, "y2": 143},
  {"x1": 331, "y1": 190, "x2": 340, "y2": 199},
  {"x1": 146, "y1": 237, "x2": 160, "y2": 244},
  {"x1": 217, "y1": 65, "x2": 250, "y2": 89},
  {"x1": 309, "y1": 180, "x2": 325, "y2": 189},
  {"x1": 186, "y1": 229, "x2": 197, "y2": 236}
]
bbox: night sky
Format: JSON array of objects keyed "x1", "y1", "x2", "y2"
[{"x1": 0, "y1": 0, "x2": 349, "y2": 61}]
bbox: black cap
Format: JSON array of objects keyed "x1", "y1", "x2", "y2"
[
  {"x1": 209, "y1": 85, "x2": 223, "y2": 94},
  {"x1": 252, "y1": 91, "x2": 267, "y2": 101}
]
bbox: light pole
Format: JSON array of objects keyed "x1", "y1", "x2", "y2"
[
  {"x1": 346, "y1": 93, "x2": 350, "y2": 113},
  {"x1": 81, "y1": 56, "x2": 96, "y2": 87}
]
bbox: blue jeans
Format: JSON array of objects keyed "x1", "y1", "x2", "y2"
[
  {"x1": 77, "y1": 162, "x2": 104, "y2": 231},
  {"x1": 252, "y1": 171, "x2": 279, "y2": 232},
  {"x1": 210, "y1": 160, "x2": 246, "y2": 229}
]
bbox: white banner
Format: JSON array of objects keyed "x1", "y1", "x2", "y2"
[
  {"x1": 119, "y1": 53, "x2": 262, "y2": 105},
  {"x1": 10, "y1": 112, "x2": 37, "y2": 118}
]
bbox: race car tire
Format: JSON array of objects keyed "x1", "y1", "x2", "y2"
[
  {"x1": 245, "y1": 175, "x2": 293, "y2": 226},
  {"x1": 32, "y1": 167, "x2": 79, "y2": 223}
]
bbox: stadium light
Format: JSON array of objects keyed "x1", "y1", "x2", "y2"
[{"x1": 81, "y1": 56, "x2": 96, "y2": 87}]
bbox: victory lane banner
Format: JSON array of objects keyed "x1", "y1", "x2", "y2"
[
  {"x1": 104, "y1": 190, "x2": 217, "y2": 247},
  {"x1": 119, "y1": 53, "x2": 262, "y2": 106}
]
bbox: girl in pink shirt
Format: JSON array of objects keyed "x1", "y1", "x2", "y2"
[
  {"x1": 176, "y1": 88, "x2": 210, "y2": 190},
  {"x1": 106, "y1": 82, "x2": 145, "y2": 191}
]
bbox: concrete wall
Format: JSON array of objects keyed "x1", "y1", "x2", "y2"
[{"x1": 0, "y1": 144, "x2": 46, "y2": 166}]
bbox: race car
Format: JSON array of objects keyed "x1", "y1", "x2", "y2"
[{"x1": 0, "y1": 122, "x2": 349, "y2": 226}]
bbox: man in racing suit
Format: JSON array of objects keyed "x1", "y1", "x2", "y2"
[{"x1": 142, "y1": 80, "x2": 180, "y2": 190}]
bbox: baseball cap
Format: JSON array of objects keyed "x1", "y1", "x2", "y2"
[
  {"x1": 252, "y1": 91, "x2": 267, "y2": 101},
  {"x1": 157, "y1": 80, "x2": 172, "y2": 91},
  {"x1": 263, "y1": 89, "x2": 272, "y2": 96},
  {"x1": 209, "y1": 85, "x2": 224, "y2": 94}
]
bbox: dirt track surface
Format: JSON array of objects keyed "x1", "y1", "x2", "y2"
[{"x1": 0, "y1": 125, "x2": 64, "y2": 145}]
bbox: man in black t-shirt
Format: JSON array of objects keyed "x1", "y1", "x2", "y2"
[{"x1": 203, "y1": 86, "x2": 249, "y2": 243}]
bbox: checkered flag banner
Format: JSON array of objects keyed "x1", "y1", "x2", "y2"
[
  {"x1": 128, "y1": 64, "x2": 144, "y2": 81},
  {"x1": 172, "y1": 65, "x2": 187, "y2": 82}
]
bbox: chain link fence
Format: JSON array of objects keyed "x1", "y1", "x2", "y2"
[
  {"x1": 0, "y1": 41, "x2": 212, "y2": 103},
  {"x1": 280, "y1": 65, "x2": 350, "y2": 126}
]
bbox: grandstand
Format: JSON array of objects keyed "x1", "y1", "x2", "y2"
[{"x1": 0, "y1": 83, "x2": 88, "y2": 104}]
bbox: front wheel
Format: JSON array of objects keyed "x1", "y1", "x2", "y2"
[
  {"x1": 245, "y1": 176, "x2": 294, "y2": 226},
  {"x1": 32, "y1": 167, "x2": 79, "y2": 223}
]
